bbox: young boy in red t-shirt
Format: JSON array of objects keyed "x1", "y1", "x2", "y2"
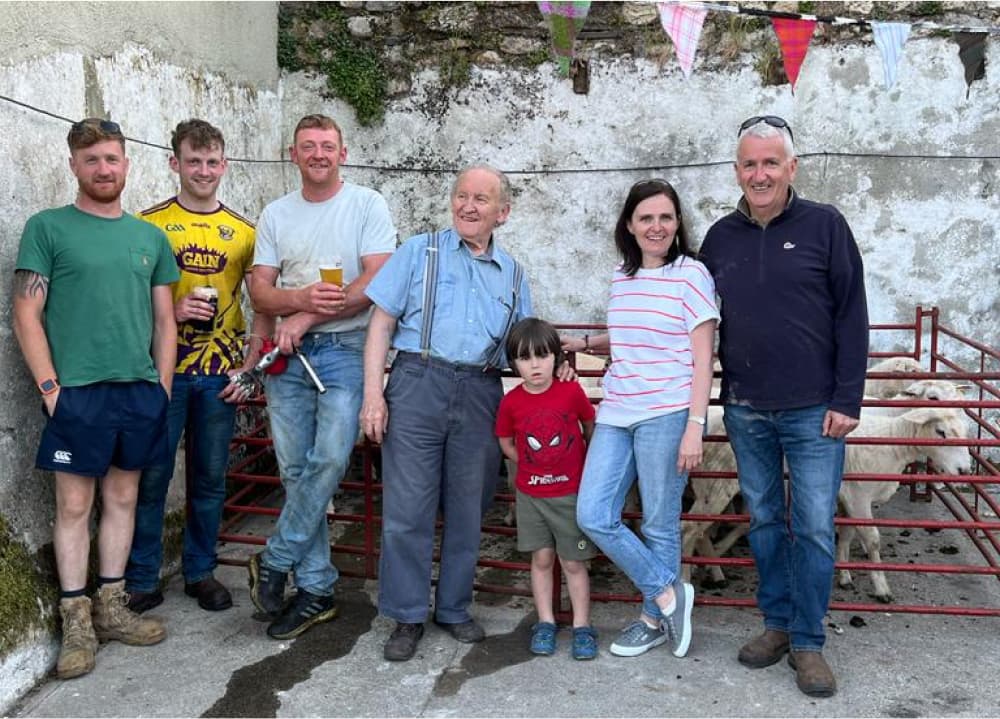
[{"x1": 495, "y1": 318, "x2": 597, "y2": 660}]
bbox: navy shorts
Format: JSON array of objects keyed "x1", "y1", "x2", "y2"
[{"x1": 36, "y1": 381, "x2": 170, "y2": 477}]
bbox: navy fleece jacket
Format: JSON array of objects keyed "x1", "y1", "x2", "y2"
[{"x1": 699, "y1": 191, "x2": 869, "y2": 418}]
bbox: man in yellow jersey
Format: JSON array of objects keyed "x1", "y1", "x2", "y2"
[{"x1": 126, "y1": 119, "x2": 273, "y2": 613}]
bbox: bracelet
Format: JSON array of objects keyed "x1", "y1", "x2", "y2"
[{"x1": 583, "y1": 334, "x2": 590, "y2": 353}]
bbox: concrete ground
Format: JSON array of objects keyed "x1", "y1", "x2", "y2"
[{"x1": 13, "y1": 560, "x2": 1000, "y2": 719}]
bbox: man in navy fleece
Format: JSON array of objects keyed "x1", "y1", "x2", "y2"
[{"x1": 699, "y1": 116, "x2": 868, "y2": 699}]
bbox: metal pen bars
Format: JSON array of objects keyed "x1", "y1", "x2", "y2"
[{"x1": 215, "y1": 306, "x2": 1000, "y2": 619}]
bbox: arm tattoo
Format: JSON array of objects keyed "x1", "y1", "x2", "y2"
[{"x1": 13, "y1": 270, "x2": 49, "y2": 300}]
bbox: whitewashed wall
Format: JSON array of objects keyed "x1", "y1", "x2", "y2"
[
  {"x1": 2, "y1": 17, "x2": 997, "y2": 553},
  {"x1": 301, "y1": 39, "x2": 999, "y2": 358}
]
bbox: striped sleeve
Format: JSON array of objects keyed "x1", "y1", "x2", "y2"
[{"x1": 682, "y1": 258, "x2": 720, "y2": 333}]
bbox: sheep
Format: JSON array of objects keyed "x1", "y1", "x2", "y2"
[
  {"x1": 836, "y1": 405, "x2": 970, "y2": 601},
  {"x1": 862, "y1": 378, "x2": 970, "y2": 418},
  {"x1": 864, "y1": 356, "x2": 923, "y2": 398},
  {"x1": 679, "y1": 380, "x2": 971, "y2": 594}
]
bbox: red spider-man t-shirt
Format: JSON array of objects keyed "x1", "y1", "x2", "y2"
[{"x1": 495, "y1": 380, "x2": 596, "y2": 498}]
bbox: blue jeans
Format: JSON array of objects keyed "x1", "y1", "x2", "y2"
[
  {"x1": 723, "y1": 404, "x2": 845, "y2": 651},
  {"x1": 262, "y1": 331, "x2": 364, "y2": 597},
  {"x1": 577, "y1": 411, "x2": 689, "y2": 621},
  {"x1": 378, "y1": 353, "x2": 503, "y2": 624},
  {"x1": 127, "y1": 373, "x2": 235, "y2": 592}
]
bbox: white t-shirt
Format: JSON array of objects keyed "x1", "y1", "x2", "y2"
[
  {"x1": 597, "y1": 256, "x2": 720, "y2": 428},
  {"x1": 254, "y1": 182, "x2": 397, "y2": 333}
]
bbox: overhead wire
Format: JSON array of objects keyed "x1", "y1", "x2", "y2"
[{"x1": 2, "y1": 92, "x2": 998, "y2": 176}]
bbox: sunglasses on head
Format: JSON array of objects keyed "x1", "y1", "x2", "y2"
[
  {"x1": 738, "y1": 115, "x2": 793, "y2": 141},
  {"x1": 634, "y1": 178, "x2": 672, "y2": 191},
  {"x1": 70, "y1": 118, "x2": 122, "y2": 135}
]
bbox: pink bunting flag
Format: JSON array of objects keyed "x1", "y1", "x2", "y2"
[
  {"x1": 771, "y1": 18, "x2": 817, "y2": 91},
  {"x1": 657, "y1": 2, "x2": 709, "y2": 78},
  {"x1": 538, "y1": 1, "x2": 592, "y2": 77}
]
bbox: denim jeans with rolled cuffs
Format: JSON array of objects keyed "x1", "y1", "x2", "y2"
[
  {"x1": 722, "y1": 404, "x2": 845, "y2": 652},
  {"x1": 263, "y1": 330, "x2": 365, "y2": 597},
  {"x1": 378, "y1": 352, "x2": 504, "y2": 624},
  {"x1": 577, "y1": 410, "x2": 690, "y2": 622},
  {"x1": 128, "y1": 373, "x2": 236, "y2": 592}
]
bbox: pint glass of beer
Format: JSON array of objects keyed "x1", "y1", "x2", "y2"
[{"x1": 319, "y1": 257, "x2": 343, "y2": 286}]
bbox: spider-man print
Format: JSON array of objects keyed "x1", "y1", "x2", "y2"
[
  {"x1": 495, "y1": 380, "x2": 595, "y2": 498},
  {"x1": 523, "y1": 409, "x2": 575, "y2": 473}
]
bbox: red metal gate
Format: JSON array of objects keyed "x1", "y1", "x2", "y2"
[{"x1": 214, "y1": 306, "x2": 1000, "y2": 617}]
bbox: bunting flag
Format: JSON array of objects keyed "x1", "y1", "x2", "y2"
[
  {"x1": 871, "y1": 22, "x2": 911, "y2": 90},
  {"x1": 771, "y1": 18, "x2": 817, "y2": 91},
  {"x1": 657, "y1": 3, "x2": 709, "y2": 78},
  {"x1": 954, "y1": 32, "x2": 988, "y2": 97},
  {"x1": 538, "y1": 1, "x2": 592, "y2": 77}
]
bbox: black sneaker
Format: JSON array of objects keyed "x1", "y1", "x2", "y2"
[
  {"x1": 384, "y1": 622, "x2": 424, "y2": 661},
  {"x1": 266, "y1": 590, "x2": 338, "y2": 640},
  {"x1": 247, "y1": 552, "x2": 287, "y2": 619},
  {"x1": 126, "y1": 589, "x2": 164, "y2": 614}
]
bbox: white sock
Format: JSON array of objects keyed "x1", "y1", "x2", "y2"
[{"x1": 660, "y1": 595, "x2": 677, "y2": 617}]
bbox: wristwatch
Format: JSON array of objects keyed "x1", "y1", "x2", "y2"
[
  {"x1": 687, "y1": 415, "x2": 706, "y2": 426},
  {"x1": 38, "y1": 378, "x2": 59, "y2": 395}
]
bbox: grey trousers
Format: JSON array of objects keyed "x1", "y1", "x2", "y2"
[{"x1": 377, "y1": 352, "x2": 504, "y2": 624}]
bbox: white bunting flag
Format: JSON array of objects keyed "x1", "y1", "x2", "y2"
[{"x1": 872, "y1": 21, "x2": 911, "y2": 89}]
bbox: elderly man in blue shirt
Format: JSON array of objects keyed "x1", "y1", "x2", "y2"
[{"x1": 362, "y1": 164, "x2": 532, "y2": 662}]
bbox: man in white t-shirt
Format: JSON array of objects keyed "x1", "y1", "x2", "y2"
[{"x1": 247, "y1": 114, "x2": 396, "y2": 640}]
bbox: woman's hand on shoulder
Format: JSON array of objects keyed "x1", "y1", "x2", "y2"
[{"x1": 555, "y1": 360, "x2": 577, "y2": 382}]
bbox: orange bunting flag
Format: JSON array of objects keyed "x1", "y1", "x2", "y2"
[{"x1": 771, "y1": 18, "x2": 817, "y2": 91}]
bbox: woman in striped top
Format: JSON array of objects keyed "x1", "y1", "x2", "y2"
[{"x1": 569, "y1": 179, "x2": 719, "y2": 659}]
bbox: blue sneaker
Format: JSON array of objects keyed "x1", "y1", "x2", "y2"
[
  {"x1": 530, "y1": 622, "x2": 557, "y2": 655},
  {"x1": 663, "y1": 581, "x2": 694, "y2": 658},
  {"x1": 572, "y1": 626, "x2": 598, "y2": 660},
  {"x1": 609, "y1": 619, "x2": 666, "y2": 657}
]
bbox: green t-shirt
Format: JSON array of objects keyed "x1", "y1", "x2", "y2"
[{"x1": 16, "y1": 205, "x2": 180, "y2": 386}]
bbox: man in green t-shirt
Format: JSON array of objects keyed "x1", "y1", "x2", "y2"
[{"x1": 12, "y1": 118, "x2": 179, "y2": 681}]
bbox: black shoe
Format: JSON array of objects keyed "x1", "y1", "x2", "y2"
[
  {"x1": 434, "y1": 618, "x2": 485, "y2": 643},
  {"x1": 266, "y1": 590, "x2": 338, "y2": 640},
  {"x1": 184, "y1": 576, "x2": 233, "y2": 611},
  {"x1": 248, "y1": 552, "x2": 287, "y2": 618},
  {"x1": 126, "y1": 589, "x2": 164, "y2": 614},
  {"x1": 384, "y1": 622, "x2": 424, "y2": 661}
]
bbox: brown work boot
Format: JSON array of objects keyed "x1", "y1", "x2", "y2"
[
  {"x1": 56, "y1": 596, "x2": 98, "y2": 679},
  {"x1": 789, "y1": 650, "x2": 837, "y2": 697},
  {"x1": 737, "y1": 628, "x2": 790, "y2": 668},
  {"x1": 92, "y1": 581, "x2": 166, "y2": 646}
]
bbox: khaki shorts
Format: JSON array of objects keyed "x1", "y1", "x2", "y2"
[{"x1": 516, "y1": 490, "x2": 596, "y2": 561}]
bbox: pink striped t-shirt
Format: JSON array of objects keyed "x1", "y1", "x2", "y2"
[{"x1": 597, "y1": 256, "x2": 720, "y2": 428}]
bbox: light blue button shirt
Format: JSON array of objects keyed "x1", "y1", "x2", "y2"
[{"x1": 365, "y1": 228, "x2": 533, "y2": 368}]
